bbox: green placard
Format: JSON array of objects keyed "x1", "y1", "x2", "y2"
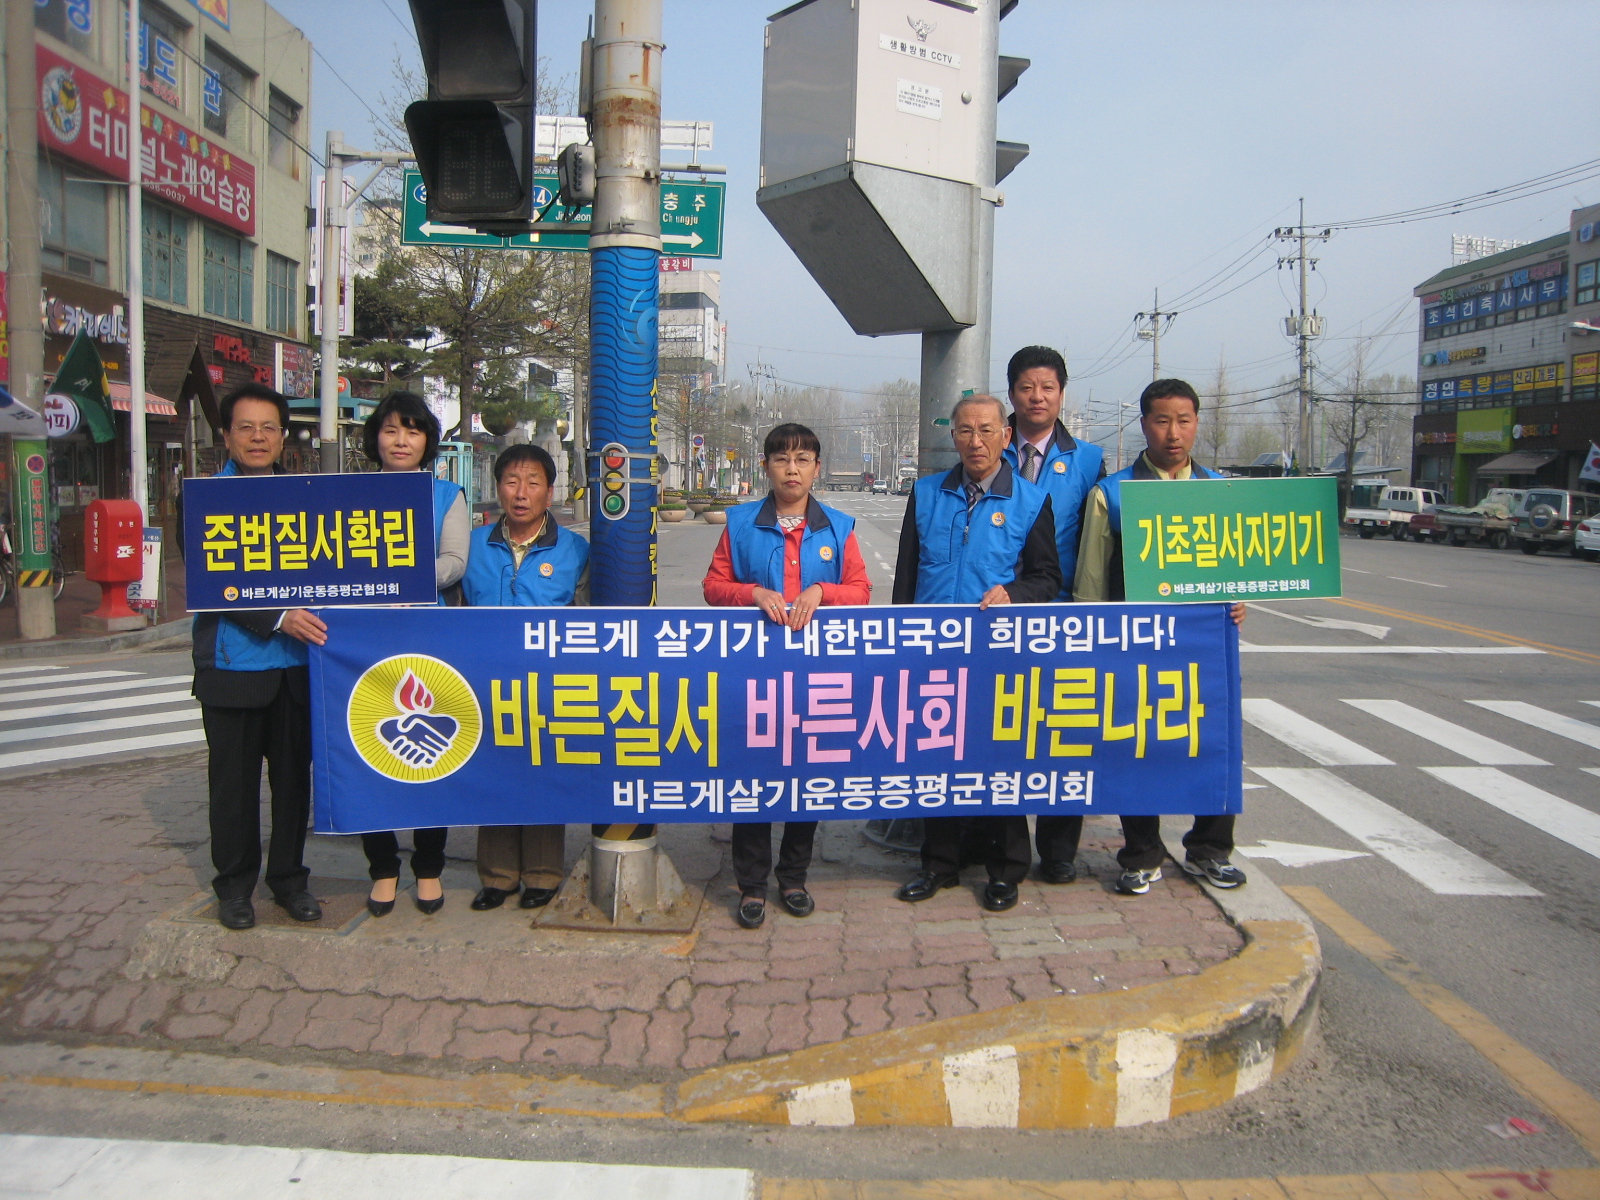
[
  {"x1": 1119, "y1": 476, "x2": 1342, "y2": 602},
  {"x1": 10, "y1": 439, "x2": 52, "y2": 572},
  {"x1": 401, "y1": 171, "x2": 725, "y2": 257},
  {"x1": 1456, "y1": 406, "x2": 1512, "y2": 454}
]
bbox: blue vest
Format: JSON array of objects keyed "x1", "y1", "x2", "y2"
[
  {"x1": 198, "y1": 460, "x2": 308, "y2": 673},
  {"x1": 724, "y1": 497, "x2": 854, "y2": 594},
  {"x1": 1096, "y1": 456, "x2": 1221, "y2": 601},
  {"x1": 460, "y1": 518, "x2": 589, "y2": 607},
  {"x1": 429, "y1": 475, "x2": 463, "y2": 605},
  {"x1": 911, "y1": 463, "x2": 1050, "y2": 604},
  {"x1": 1004, "y1": 422, "x2": 1104, "y2": 599}
]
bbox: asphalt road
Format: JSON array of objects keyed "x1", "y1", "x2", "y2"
[{"x1": 2, "y1": 499, "x2": 1598, "y2": 1185}]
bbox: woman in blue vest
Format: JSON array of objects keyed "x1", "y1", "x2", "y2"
[
  {"x1": 461, "y1": 443, "x2": 589, "y2": 912},
  {"x1": 703, "y1": 423, "x2": 872, "y2": 928},
  {"x1": 358, "y1": 391, "x2": 470, "y2": 917}
]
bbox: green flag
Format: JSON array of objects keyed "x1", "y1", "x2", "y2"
[{"x1": 51, "y1": 330, "x2": 116, "y2": 444}]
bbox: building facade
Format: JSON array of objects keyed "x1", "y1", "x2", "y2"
[
  {"x1": 1411, "y1": 204, "x2": 1600, "y2": 503},
  {"x1": 3, "y1": 0, "x2": 313, "y2": 559}
]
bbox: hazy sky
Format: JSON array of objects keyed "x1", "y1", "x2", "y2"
[{"x1": 275, "y1": 0, "x2": 1600, "y2": 445}]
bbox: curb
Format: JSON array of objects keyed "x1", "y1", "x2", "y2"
[
  {"x1": 0, "y1": 616, "x2": 193, "y2": 660},
  {"x1": 674, "y1": 868, "x2": 1320, "y2": 1129}
]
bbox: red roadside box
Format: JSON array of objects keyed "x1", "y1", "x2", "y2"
[{"x1": 84, "y1": 499, "x2": 143, "y2": 624}]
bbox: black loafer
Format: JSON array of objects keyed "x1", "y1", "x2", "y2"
[
  {"x1": 896, "y1": 872, "x2": 959, "y2": 903},
  {"x1": 737, "y1": 892, "x2": 766, "y2": 929},
  {"x1": 779, "y1": 889, "x2": 814, "y2": 918},
  {"x1": 273, "y1": 890, "x2": 322, "y2": 922},
  {"x1": 981, "y1": 881, "x2": 1019, "y2": 912},
  {"x1": 217, "y1": 896, "x2": 255, "y2": 930},
  {"x1": 519, "y1": 886, "x2": 557, "y2": 909},
  {"x1": 471, "y1": 886, "x2": 516, "y2": 910},
  {"x1": 1040, "y1": 859, "x2": 1078, "y2": 885}
]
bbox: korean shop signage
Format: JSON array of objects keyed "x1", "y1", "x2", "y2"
[
  {"x1": 308, "y1": 604, "x2": 1244, "y2": 833},
  {"x1": 1457, "y1": 406, "x2": 1514, "y2": 454},
  {"x1": 36, "y1": 44, "x2": 255, "y2": 236},
  {"x1": 1118, "y1": 476, "x2": 1342, "y2": 603},
  {"x1": 182, "y1": 472, "x2": 436, "y2": 610}
]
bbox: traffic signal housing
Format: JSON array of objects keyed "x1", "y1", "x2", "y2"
[
  {"x1": 598, "y1": 442, "x2": 630, "y2": 521},
  {"x1": 404, "y1": 0, "x2": 537, "y2": 233}
]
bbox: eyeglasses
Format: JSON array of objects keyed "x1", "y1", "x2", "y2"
[
  {"x1": 767, "y1": 453, "x2": 817, "y2": 466},
  {"x1": 231, "y1": 423, "x2": 284, "y2": 437},
  {"x1": 952, "y1": 425, "x2": 1003, "y2": 442}
]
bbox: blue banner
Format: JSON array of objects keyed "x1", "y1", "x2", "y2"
[
  {"x1": 308, "y1": 603, "x2": 1244, "y2": 833},
  {"x1": 183, "y1": 472, "x2": 436, "y2": 610}
]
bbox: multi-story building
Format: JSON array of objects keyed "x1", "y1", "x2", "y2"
[
  {"x1": 1411, "y1": 204, "x2": 1600, "y2": 502},
  {"x1": 658, "y1": 266, "x2": 728, "y2": 489},
  {"x1": 4, "y1": 0, "x2": 313, "y2": 556}
]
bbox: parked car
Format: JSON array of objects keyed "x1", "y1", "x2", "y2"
[
  {"x1": 1514, "y1": 489, "x2": 1600, "y2": 556},
  {"x1": 1413, "y1": 488, "x2": 1524, "y2": 549},
  {"x1": 1344, "y1": 484, "x2": 1446, "y2": 540},
  {"x1": 1574, "y1": 518, "x2": 1600, "y2": 562}
]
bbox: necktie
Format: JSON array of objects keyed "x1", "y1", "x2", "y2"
[
  {"x1": 965, "y1": 481, "x2": 983, "y2": 512},
  {"x1": 1022, "y1": 443, "x2": 1040, "y2": 482}
]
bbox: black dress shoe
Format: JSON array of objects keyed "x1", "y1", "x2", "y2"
[
  {"x1": 471, "y1": 886, "x2": 516, "y2": 910},
  {"x1": 896, "y1": 872, "x2": 959, "y2": 903},
  {"x1": 981, "y1": 881, "x2": 1019, "y2": 912},
  {"x1": 736, "y1": 891, "x2": 766, "y2": 929},
  {"x1": 217, "y1": 896, "x2": 255, "y2": 930},
  {"x1": 273, "y1": 890, "x2": 322, "y2": 922},
  {"x1": 519, "y1": 886, "x2": 557, "y2": 909},
  {"x1": 1040, "y1": 859, "x2": 1078, "y2": 885},
  {"x1": 779, "y1": 889, "x2": 814, "y2": 918}
]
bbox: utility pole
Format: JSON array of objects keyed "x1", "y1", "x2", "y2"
[
  {"x1": 1134, "y1": 290, "x2": 1176, "y2": 382},
  {"x1": 6, "y1": 0, "x2": 55, "y2": 639},
  {"x1": 1276, "y1": 200, "x2": 1329, "y2": 473},
  {"x1": 124, "y1": 0, "x2": 148, "y2": 533}
]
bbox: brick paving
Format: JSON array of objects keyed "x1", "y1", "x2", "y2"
[{"x1": 0, "y1": 755, "x2": 1243, "y2": 1079}]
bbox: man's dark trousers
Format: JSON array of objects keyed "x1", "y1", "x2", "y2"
[
  {"x1": 732, "y1": 821, "x2": 817, "y2": 892},
  {"x1": 1035, "y1": 815, "x2": 1083, "y2": 868},
  {"x1": 924, "y1": 816, "x2": 1030, "y2": 886},
  {"x1": 1117, "y1": 814, "x2": 1236, "y2": 870},
  {"x1": 200, "y1": 667, "x2": 312, "y2": 901}
]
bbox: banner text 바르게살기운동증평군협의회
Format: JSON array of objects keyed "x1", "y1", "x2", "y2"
[{"x1": 308, "y1": 603, "x2": 1243, "y2": 833}]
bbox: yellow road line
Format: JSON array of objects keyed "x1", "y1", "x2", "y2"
[
  {"x1": 1327, "y1": 597, "x2": 1600, "y2": 666},
  {"x1": 1283, "y1": 885, "x2": 1600, "y2": 1159}
]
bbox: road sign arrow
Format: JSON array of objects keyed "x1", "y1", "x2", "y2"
[
  {"x1": 1235, "y1": 840, "x2": 1370, "y2": 868},
  {"x1": 419, "y1": 221, "x2": 488, "y2": 237},
  {"x1": 662, "y1": 231, "x2": 704, "y2": 248}
]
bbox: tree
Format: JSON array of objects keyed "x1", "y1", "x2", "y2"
[
  {"x1": 1201, "y1": 353, "x2": 1233, "y2": 466},
  {"x1": 346, "y1": 253, "x2": 430, "y2": 386}
]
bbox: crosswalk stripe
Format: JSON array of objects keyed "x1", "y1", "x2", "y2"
[
  {"x1": 1242, "y1": 699, "x2": 1392, "y2": 765},
  {"x1": 1250, "y1": 767, "x2": 1539, "y2": 896},
  {"x1": 0, "y1": 664, "x2": 64, "y2": 676},
  {"x1": 0, "y1": 689, "x2": 196, "y2": 726},
  {"x1": 0, "y1": 675, "x2": 192, "y2": 705},
  {"x1": 1342, "y1": 699, "x2": 1548, "y2": 765},
  {"x1": 0, "y1": 728, "x2": 205, "y2": 770},
  {"x1": 0, "y1": 707, "x2": 201, "y2": 748},
  {"x1": 1469, "y1": 701, "x2": 1600, "y2": 752},
  {"x1": 1423, "y1": 767, "x2": 1600, "y2": 862},
  {"x1": 0, "y1": 669, "x2": 137, "y2": 691}
]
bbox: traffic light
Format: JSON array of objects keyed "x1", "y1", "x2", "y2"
[
  {"x1": 404, "y1": 0, "x2": 537, "y2": 233},
  {"x1": 996, "y1": 5, "x2": 1029, "y2": 183},
  {"x1": 598, "y1": 442, "x2": 630, "y2": 520}
]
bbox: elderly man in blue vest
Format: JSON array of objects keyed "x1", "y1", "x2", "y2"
[
  {"x1": 892, "y1": 394, "x2": 1062, "y2": 912},
  {"x1": 1002, "y1": 345, "x2": 1105, "y2": 885},
  {"x1": 192, "y1": 384, "x2": 327, "y2": 930},
  {"x1": 1075, "y1": 378, "x2": 1248, "y2": 897}
]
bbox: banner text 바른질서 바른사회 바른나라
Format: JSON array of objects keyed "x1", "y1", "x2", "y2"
[{"x1": 308, "y1": 603, "x2": 1243, "y2": 833}]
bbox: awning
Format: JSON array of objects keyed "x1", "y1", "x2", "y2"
[
  {"x1": 108, "y1": 382, "x2": 178, "y2": 417},
  {"x1": 1477, "y1": 450, "x2": 1560, "y2": 474}
]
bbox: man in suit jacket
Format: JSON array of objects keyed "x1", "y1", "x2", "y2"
[{"x1": 192, "y1": 384, "x2": 328, "y2": 929}]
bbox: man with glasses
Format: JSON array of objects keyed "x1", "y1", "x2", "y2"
[
  {"x1": 1002, "y1": 345, "x2": 1105, "y2": 885},
  {"x1": 892, "y1": 394, "x2": 1062, "y2": 912},
  {"x1": 192, "y1": 384, "x2": 326, "y2": 929}
]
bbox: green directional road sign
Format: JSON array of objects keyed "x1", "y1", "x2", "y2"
[{"x1": 401, "y1": 171, "x2": 723, "y2": 257}]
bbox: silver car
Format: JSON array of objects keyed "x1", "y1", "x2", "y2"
[{"x1": 1515, "y1": 489, "x2": 1600, "y2": 556}]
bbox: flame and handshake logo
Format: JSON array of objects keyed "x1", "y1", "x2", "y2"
[{"x1": 378, "y1": 670, "x2": 461, "y2": 769}]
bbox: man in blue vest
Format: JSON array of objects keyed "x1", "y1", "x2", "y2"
[
  {"x1": 192, "y1": 384, "x2": 327, "y2": 930},
  {"x1": 1002, "y1": 345, "x2": 1105, "y2": 885},
  {"x1": 1074, "y1": 378, "x2": 1248, "y2": 897},
  {"x1": 892, "y1": 394, "x2": 1062, "y2": 912}
]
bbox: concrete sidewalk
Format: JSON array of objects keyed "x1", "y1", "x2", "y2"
[{"x1": 0, "y1": 753, "x2": 1315, "y2": 1128}]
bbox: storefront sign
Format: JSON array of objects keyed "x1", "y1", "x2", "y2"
[
  {"x1": 1456, "y1": 407, "x2": 1514, "y2": 454},
  {"x1": 42, "y1": 393, "x2": 81, "y2": 438},
  {"x1": 1573, "y1": 352, "x2": 1599, "y2": 379},
  {"x1": 1118, "y1": 477, "x2": 1342, "y2": 603},
  {"x1": 275, "y1": 343, "x2": 314, "y2": 399},
  {"x1": 44, "y1": 278, "x2": 128, "y2": 349},
  {"x1": 36, "y1": 44, "x2": 255, "y2": 237},
  {"x1": 10, "y1": 443, "x2": 52, "y2": 572},
  {"x1": 0, "y1": 273, "x2": 8, "y2": 384},
  {"x1": 183, "y1": 472, "x2": 437, "y2": 610},
  {"x1": 1513, "y1": 423, "x2": 1559, "y2": 440},
  {"x1": 307, "y1": 603, "x2": 1244, "y2": 833},
  {"x1": 1415, "y1": 431, "x2": 1457, "y2": 445}
]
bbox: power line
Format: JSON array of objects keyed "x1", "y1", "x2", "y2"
[{"x1": 1323, "y1": 156, "x2": 1600, "y2": 230}]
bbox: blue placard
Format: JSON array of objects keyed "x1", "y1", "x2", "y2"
[
  {"x1": 183, "y1": 472, "x2": 437, "y2": 610},
  {"x1": 308, "y1": 603, "x2": 1244, "y2": 833}
]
